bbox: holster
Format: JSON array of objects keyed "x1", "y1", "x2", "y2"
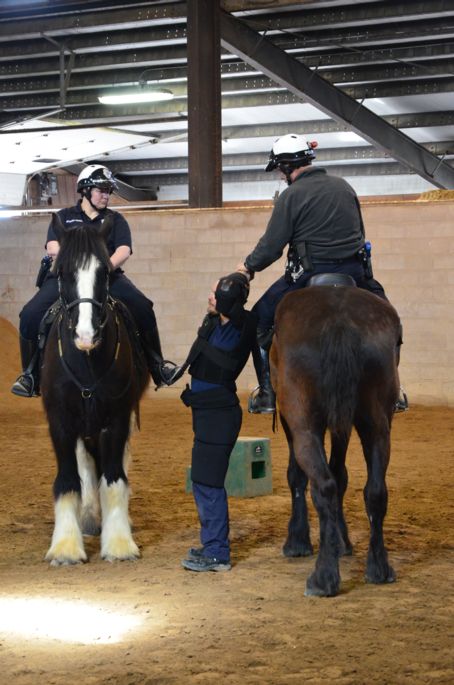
[{"x1": 36, "y1": 255, "x2": 53, "y2": 288}]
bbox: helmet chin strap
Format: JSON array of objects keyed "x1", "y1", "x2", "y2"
[
  {"x1": 278, "y1": 163, "x2": 295, "y2": 186},
  {"x1": 82, "y1": 187, "x2": 104, "y2": 213},
  {"x1": 278, "y1": 158, "x2": 312, "y2": 185}
]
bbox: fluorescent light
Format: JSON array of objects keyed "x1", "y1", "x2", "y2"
[{"x1": 98, "y1": 87, "x2": 174, "y2": 105}]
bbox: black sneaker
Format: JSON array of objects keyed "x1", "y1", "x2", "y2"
[
  {"x1": 187, "y1": 547, "x2": 205, "y2": 561},
  {"x1": 181, "y1": 555, "x2": 231, "y2": 572},
  {"x1": 11, "y1": 374, "x2": 39, "y2": 398}
]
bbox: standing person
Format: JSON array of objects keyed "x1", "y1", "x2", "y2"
[
  {"x1": 235, "y1": 133, "x2": 408, "y2": 414},
  {"x1": 168, "y1": 273, "x2": 257, "y2": 572},
  {"x1": 11, "y1": 164, "x2": 175, "y2": 397}
]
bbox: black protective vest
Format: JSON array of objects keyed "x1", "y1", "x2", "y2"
[{"x1": 188, "y1": 311, "x2": 257, "y2": 385}]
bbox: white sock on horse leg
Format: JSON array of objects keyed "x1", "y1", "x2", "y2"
[
  {"x1": 45, "y1": 491, "x2": 86, "y2": 565},
  {"x1": 99, "y1": 476, "x2": 140, "y2": 561}
]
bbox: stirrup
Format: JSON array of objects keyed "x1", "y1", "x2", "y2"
[
  {"x1": 248, "y1": 386, "x2": 276, "y2": 414},
  {"x1": 159, "y1": 360, "x2": 184, "y2": 386},
  {"x1": 11, "y1": 373, "x2": 40, "y2": 398}
]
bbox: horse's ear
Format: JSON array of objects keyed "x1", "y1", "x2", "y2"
[
  {"x1": 51, "y1": 212, "x2": 66, "y2": 242},
  {"x1": 99, "y1": 215, "x2": 114, "y2": 244}
]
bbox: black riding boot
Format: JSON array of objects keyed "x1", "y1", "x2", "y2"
[
  {"x1": 141, "y1": 327, "x2": 177, "y2": 388},
  {"x1": 11, "y1": 336, "x2": 40, "y2": 397},
  {"x1": 248, "y1": 345, "x2": 276, "y2": 414}
]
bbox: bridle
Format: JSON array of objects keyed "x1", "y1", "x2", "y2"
[
  {"x1": 57, "y1": 269, "x2": 110, "y2": 338},
  {"x1": 56, "y1": 273, "x2": 131, "y2": 400}
]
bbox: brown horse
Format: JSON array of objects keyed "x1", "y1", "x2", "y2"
[{"x1": 271, "y1": 282, "x2": 401, "y2": 596}]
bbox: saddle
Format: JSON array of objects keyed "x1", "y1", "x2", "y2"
[{"x1": 307, "y1": 273, "x2": 356, "y2": 288}]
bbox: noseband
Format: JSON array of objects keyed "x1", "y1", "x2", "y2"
[{"x1": 57, "y1": 272, "x2": 109, "y2": 334}]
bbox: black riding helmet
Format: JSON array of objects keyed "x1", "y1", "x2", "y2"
[{"x1": 215, "y1": 272, "x2": 250, "y2": 326}]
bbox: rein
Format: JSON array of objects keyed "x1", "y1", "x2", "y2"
[{"x1": 57, "y1": 299, "x2": 132, "y2": 401}]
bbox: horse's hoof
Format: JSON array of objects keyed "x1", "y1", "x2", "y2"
[
  {"x1": 341, "y1": 544, "x2": 353, "y2": 557},
  {"x1": 45, "y1": 543, "x2": 87, "y2": 566},
  {"x1": 102, "y1": 551, "x2": 140, "y2": 563},
  {"x1": 82, "y1": 521, "x2": 101, "y2": 536},
  {"x1": 283, "y1": 541, "x2": 313, "y2": 558},
  {"x1": 365, "y1": 565, "x2": 396, "y2": 584},
  {"x1": 48, "y1": 556, "x2": 86, "y2": 567},
  {"x1": 305, "y1": 571, "x2": 340, "y2": 597},
  {"x1": 101, "y1": 538, "x2": 140, "y2": 562}
]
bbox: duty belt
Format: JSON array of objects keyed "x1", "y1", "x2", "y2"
[{"x1": 312, "y1": 254, "x2": 358, "y2": 265}]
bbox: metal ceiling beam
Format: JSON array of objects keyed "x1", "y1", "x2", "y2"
[
  {"x1": 2, "y1": 110, "x2": 452, "y2": 137},
  {"x1": 1, "y1": 40, "x2": 453, "y2": 79},
  {"x1": 1, "y1": 71, "x2": 453, "y2": 111},
  {"x1": 130, "y1": 161, "x2": 420, "y2": 187},
  {"x1": 103, "y1": 142, "x2": 454, "y2": 173},
  {"x1": 124, "y1": 111, "x2": 454, "y2": 142},
  {"x1": 0, "y1": 3, "x2": 187, "y2": 41},
  {"x1": 1, "y1": 0, "x2": 451, "y2": 42},
  {"x1": 241, "y1": 1, "x2": 454, "y2": 32},
  {"x1": 220, "y1": 10, "x2": 454, "y2": 189},
  {"x1": 2, "y1": 56, "x2": 453, "y2": 97}
]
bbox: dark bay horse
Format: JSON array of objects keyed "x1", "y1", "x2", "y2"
[
  {"x1": 271, "y1": 283, "x2": 401, "y2": 596},
  {"x1": 40, "y1": 215, "x2": 149, "y2": 565}
]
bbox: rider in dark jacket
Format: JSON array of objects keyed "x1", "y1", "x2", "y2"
[
  {"x1": 11, "y1": 164, "x2": 174, "y2": 397},
  {"x1": 235, "y1": 133, "x2": 407, "y2": 414}
]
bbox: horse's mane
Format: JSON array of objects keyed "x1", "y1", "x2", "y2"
[{"x1": 55, "y1": 224, "x2": 112, "y2": 274}]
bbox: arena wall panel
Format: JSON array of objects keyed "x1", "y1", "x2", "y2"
[{"x1": 0, "y1": 200, "x2": 453, "y2": 405}]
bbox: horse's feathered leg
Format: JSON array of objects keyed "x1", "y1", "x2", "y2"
[
  {"x1": 356, "y1": 416, "x2": 395, "y2": 584},
  {"x1": 76, "y1": 438, "x2": 101, "y2": 536},
  {"x1": 45, "y1": 492, "x2": 87, "y2": 566},
  {"x1": 329, "y1": 431, "x2": 353, "y2": 555},
  {"x1": 281, "y1": 417, "x2": 313, "y2": 558},
  {"x1": 99, "y1": 417, "x2": 140, "y2": 562},
  {"x1": 45, "y1": 420, "x2": 87, "y2": 565}
]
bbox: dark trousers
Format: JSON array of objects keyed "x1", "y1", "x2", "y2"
[
  {"x1": 252, "y1": 260, "x2": 382, "y2": 329},
  {"x1": 19, "y1": 271, "x2": 157, "y2": 340},
  {"x1": 182, "y1": 386, "x2": 242, "y2": 562},
  {"x1": 192, "y1": 482, "x2": 230, "y2": 561}
]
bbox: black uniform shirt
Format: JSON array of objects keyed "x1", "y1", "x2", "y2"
[
  {"x1": 245, "y1": 166, "x2": 365, "y2": 271},
  {"x1": 45, "y1": 201, "x2": 132, "y2": 257}
]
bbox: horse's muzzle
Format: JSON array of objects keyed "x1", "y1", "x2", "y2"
[{"x1": 75, "y1": 336, "x2": 100, "y2": 352}]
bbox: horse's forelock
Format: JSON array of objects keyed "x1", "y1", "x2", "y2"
[{"x1": 56, "y1": 224, "x2": 112, "y2": 275}]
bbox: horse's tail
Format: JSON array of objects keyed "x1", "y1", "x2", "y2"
[{"x1": 319, "y1": 320, "x2": 363, "y2": 435}]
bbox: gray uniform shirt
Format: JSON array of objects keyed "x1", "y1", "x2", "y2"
[{"x1": 244, "y1": 166, "x2": 365, "y2": 272}]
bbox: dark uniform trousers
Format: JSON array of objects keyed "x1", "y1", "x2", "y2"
[
  {"x1": 182, "y1": 385, "x2": 242, "y2": 562},
  {"x1": 19, "y1": 271, "x2": 157, "y2": 341},
  {"x1": 253, "y1": 258, "x2": 384, "y2": 330}
]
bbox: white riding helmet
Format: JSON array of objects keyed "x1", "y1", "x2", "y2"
[
  {"x1": 265, "y1": 133, "x2": 317, "y2": 172},
  {"x1": 77, "y1": 164, "x2": 118, "y2": 193}
]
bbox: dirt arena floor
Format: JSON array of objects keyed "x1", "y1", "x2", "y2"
[{"x1": 0, "y1": 318, "x2": 453, "y2": 685}]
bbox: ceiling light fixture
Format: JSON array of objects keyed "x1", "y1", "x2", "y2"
[{"x1": 98, "y1": 85, "x2": 174, "y2": 106}]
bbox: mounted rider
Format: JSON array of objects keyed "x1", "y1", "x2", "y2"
[
  {"x1": 235, "y1": 133, "x2": 408, "y2": 415},
  {"x1": 11, "y1": 164, "x2": 175, "y2": 397}
]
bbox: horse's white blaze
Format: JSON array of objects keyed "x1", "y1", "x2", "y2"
[
  {"x1": 75, "y1": 255, "x2": 99, "y2": 350},
  {"x1": 76, "y1": 439, "x2": 101, "y2": 534},
  {"x1": 99, "y1": 476, "x2": 139, "y2": 561},
  {"x1": 45, "y1": 492, "x2": 87, "y2": 565}
]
